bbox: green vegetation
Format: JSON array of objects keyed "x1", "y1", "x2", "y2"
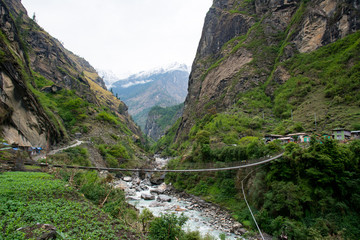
[
  {"x1": 97, "y1": 142, "x2": 130, "y2": 168},
  {"x1": 273, "y1": 31, "x2": 360, "y2": 128},
  {"x1": 50, "y1": 146, "x2": 91, "y2": 166},
  {"x1": 252, "y1": 140, "x2": 360, "y2": 239},
  {"x1": 148, "y1": 104, "x2": 183, "y2": 131},
  {"x1": 0, "y1": 171, "x2": 139, "y2": 239},
  {"x1": 165, "y1": 138, "x2": 360, "y2": 239},
  {"x1": 148, "y1": 213, "x2": 218, "y2": 240},
  {"x1": 152, "y1": 118, "x2": 182, "y2": 156},
  {"x1": 148, "y1": 213, "x2": 188, "y2": 240},
  {"x1": 96, "y1": 111, "x2": 132, "y2": 135}
]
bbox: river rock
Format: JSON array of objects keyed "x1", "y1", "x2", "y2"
[
  {"x1": 150, "y1": 188, "x2": 164, "y2": 195},
  {"x1": 158, "y1": 182, "x2": 168, "y2": 191},
  {"x1": 141, "y1": 193, "x2": 155, "y2": 200},
  {"x1": 123, "y1": 176, "x2": 132, "y2": 182},
  {"x1": 150, "y1": 173, "x2": 166, "y2": 185},
  {"x1": 149, "y1": 201, "x2": 167, "y2": 207},
  {"x1": 139, "y1": 184, "x2": 149, "y2": 191},
  {"x1": 157, "y1": 195, "x2": 172, "y2": 202},
  {"x1": 125, "y1": 188, "x2": 136, "y2": 196},
  {"x1": 238, "y1": 228, "x2": 247, "y2": 235},
  {"x1": 132, "y1": 177, "x2": 141, "y2": 185},
  {"x1": 230, "y1": 222, "x2": 243, "y2": 233},
  {"x1": 175, "y1": 205, "x2": 186, "y2": 212},
  {"x1": 141, "y1": 179, "x2": 151, "y2": 186},
  {"x1": 114, "y1": 180, "x2": 127, "y2": 190}
]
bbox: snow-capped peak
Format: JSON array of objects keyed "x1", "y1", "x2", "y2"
[{"x1": 131, "y1": 62, "x2": 190, "y2": 79}]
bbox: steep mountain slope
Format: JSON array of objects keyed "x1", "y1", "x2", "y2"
[
  {"x1": 157, "y1": 1, "x2": 360, "y2": 238},
  {"x1": 144, "y1": 103, "x2": 183, "y2": 141},
  {"x1": 110, "y1": 64, "x2": 189, "y2": 129},
  {"x1": 174, "y1": 0, "x2": 360, "y2": 143},
  {"x1": 0, "y1": 0, "x2": 142, "y2": 153}
]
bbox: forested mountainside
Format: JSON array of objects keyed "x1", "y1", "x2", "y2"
[
  {"x1": 174, "y1": 0, "x2": 360, "y2": 144},
  {"x1": 110, "y1": 65, "x2": 189, "y2": 129},
  {"x1": 155, "y1": 0, "x2": 360, "y2": 239},
  {"x1": 145, "y1": 103, "x2": 183, "y2": 141},
  {"x1": 0, "y1": 0, "x2": 142, "y2": 151}
]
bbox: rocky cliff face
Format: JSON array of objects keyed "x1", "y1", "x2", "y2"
[
  {"x1": 0, "y1": 0, "x2": 141, "y2": 147},
  {"x1": 144, "y1": 104, "x2": 183, "y2": 141},
  {"x1": 176, "y1": 0, "x2": 360, "y2": 141},
  {"x1": 0, "y1": 1, "x2": 62, "y2": 147}
]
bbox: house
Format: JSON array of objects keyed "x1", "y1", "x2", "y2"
[
  {"x1": 332, "y1": 128, "x2": 351, "y2": 141},
  {"x1": 303, "y1": 135, "x2": 311, "y2": 143},
  {"x1": 286, "y1": 133, "x2": 307, "y2": 143},
  {"x1": 264, "y1": 134, "x2": 282, "y2": 143},
  {"x1": 278, "y1": 137, "x2": 294, "y2": 144},
  {"x1": 322, "y1": 134, "x2": 332, "y2": 140},
  {"x1": 351, "y1": 130, "x2": 360, "y2": 139}
]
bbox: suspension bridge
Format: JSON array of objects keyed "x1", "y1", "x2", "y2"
[{"x1": 2, "y1": 152, "x2": 284, "y2": 173}]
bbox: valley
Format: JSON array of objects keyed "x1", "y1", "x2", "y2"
[{"x1": 1, "y1": 0, "x2": 360, "y2": 239}]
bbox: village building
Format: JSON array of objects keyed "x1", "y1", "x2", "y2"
[
  {"x1": 278, "y1": 137, "x2": 294, "y2": 144},
  {"x1": 286, "y1": 133, "x2": 307, "y2": 143},
  {"x1": 351, "y1": 130, "x2": 360, "y2": 139},
  {"x1": 332, "y1": 128, "x2": 351, "y2": 141},
  {"x1": 264, "y1": 134, "x2": 282, "y2": 143},
  {"x1": 303, "y1": 135, "x2": 311, "y2": 143}
]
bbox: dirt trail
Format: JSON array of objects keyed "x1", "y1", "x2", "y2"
[{"x1": 33, "y1": 140, "x2": 84, "y2": 161}]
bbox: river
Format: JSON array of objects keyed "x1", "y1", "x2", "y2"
[{"x1": 116, "y1": 156, "x2": 246, "y2": 240}]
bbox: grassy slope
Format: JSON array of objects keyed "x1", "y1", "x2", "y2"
[{"x1": 0, "y1": 171, "x2": 140, "y2": 240}]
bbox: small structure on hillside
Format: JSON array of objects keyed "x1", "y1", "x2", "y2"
[
  {"x1": 351, "y1": 130, "x2": 360, "y2": 139},
  {"x1": 303, "y1": 135, "x2": 311, "y2": 143},
  {"x1": 322, "y1": 134, "x2": 332, "y2": 140},
  {"x1": 75, "y1": 132, "x2": 82, "y2": 139},
  {"x1": 286, "y1": 133, "x2": 307, "y2": 143},
  {"x1": 265, "y1": 134, "x2": 282, "y2": 143},
  {"x1": 332, "y1": 128, "x2": 351, "y2": 141},
  {"x1": 278, "y1": 137, "x2": 294, "y2": 144}
]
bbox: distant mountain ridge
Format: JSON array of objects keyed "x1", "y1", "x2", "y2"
[
  {"x1": 98, "y1": 63, "x2": 190, "y2": 89},
  {"x1": 110, "y1": 63, "x2": 189, "y2": 129}
]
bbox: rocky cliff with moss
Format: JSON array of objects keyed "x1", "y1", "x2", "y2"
[
  {"x1": 0, "y1": 0, "x2": 142, "y2": 154},
  {"x1": 144, "y1": 103, "x2": 183, "y2": 141},
  {"x1": 174, "y1": 0, "x2": 360, "y2": 144}
]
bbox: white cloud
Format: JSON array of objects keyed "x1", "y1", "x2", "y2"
[{"x1": 21, "y1": 0, "x2": 212, "y2": 78}]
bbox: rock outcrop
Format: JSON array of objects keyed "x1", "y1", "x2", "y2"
[
  {"x1": 0, "y1": 1, "x2": 62, "y2": 147},
  {"x1": 175, "y1": 0, "x2": 360, "y2": 141}
]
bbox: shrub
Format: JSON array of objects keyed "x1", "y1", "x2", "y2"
[
  {"x1": 148, "y1": 213, "x2": 188, "y2": 240},
  {"x1": 96, "y1": 111, "x2": 119, "y2": 125}
]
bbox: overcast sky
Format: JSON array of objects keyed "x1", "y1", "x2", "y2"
[{"x1": 21, "y1": 0, "x2": 212, "y2": 78}]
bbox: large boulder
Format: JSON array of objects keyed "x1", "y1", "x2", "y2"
[
  {"x1": 150, "y1": 188, "x2": 165, "y2": 195},
  {"x1": 123, "y1": 176, "x2": 132, "y2": 182},
  {"x1": 157, "y1": 195, "x2": 172, "y2": 202},
  {"x1": 113, "y1": 180, "x2": 127, "y2": 190},
  {"x1": 150, "y1": 173, "x2": 166, "y2": 185},
  {"x1": 141, "y1": 193, "x2": 155, "y2": 200}
]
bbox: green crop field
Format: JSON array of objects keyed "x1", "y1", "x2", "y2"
[{"x1": 0, "y1": 172, "x2": 135, "y2": 240}]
